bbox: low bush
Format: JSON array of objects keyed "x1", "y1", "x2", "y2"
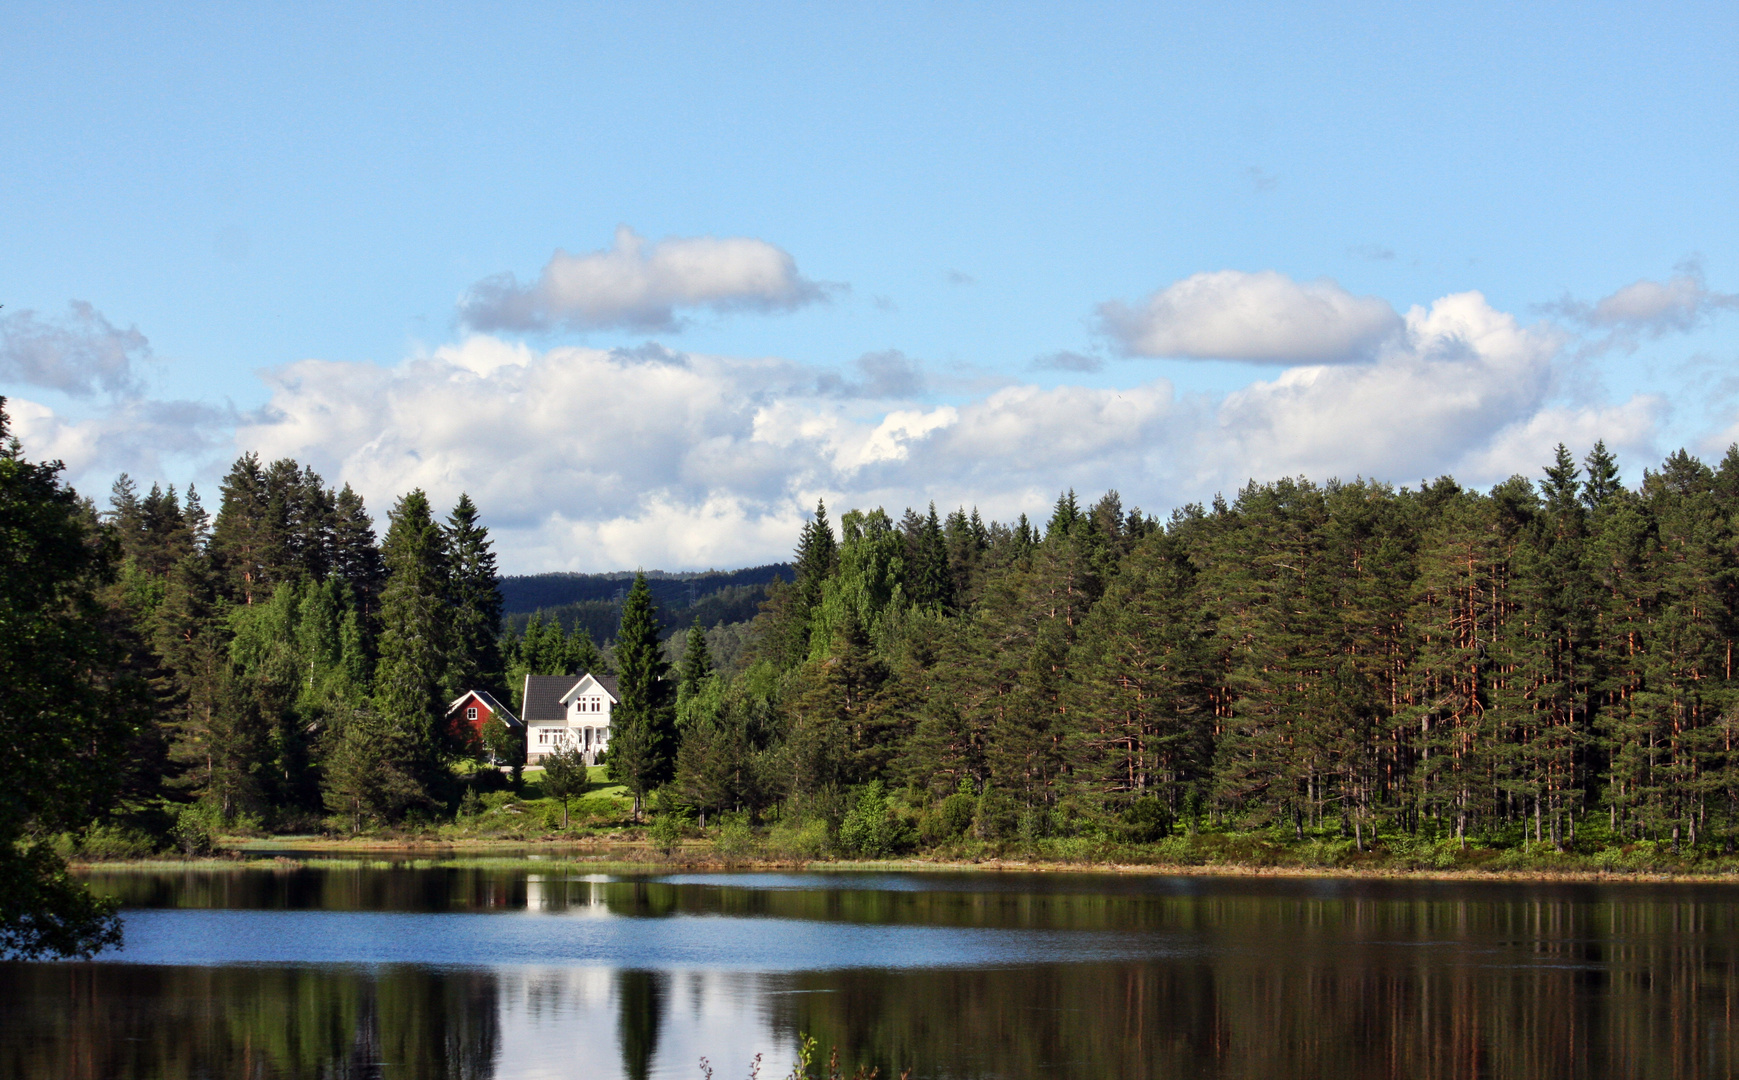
[
  {"x1": 919, "y1": 789, "x2": 977, "y2": 844},
  {"x1": 767, "y1": 815, "x2": 833, "y2": 859},
  {"x1": 838, "y1": 782, "x2": 914, "y2": 858},
  {"x1": 715, "y1": 812, "x2": 757, "y2": 858},
  {"x1": 77, "y1": 823, "x2": 158, "y2": 860}
]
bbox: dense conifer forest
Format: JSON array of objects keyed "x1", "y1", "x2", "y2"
[{"x1": 16, "y1": 368, "x2": 1739, "y2": 954}]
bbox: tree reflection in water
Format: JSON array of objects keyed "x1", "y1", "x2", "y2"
[
  {"x1": 9, "y1": 871, "x2": 1739, "y2": 1079},
  {"x1": 617, "y1": 970, "x2": 668, "y2": 1080},
  {"x1": 0, "y1": 963, "x2": 500, "y2": 1080}
]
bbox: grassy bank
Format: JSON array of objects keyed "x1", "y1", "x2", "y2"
[{"x1": 68, "y1": 821, "x2": 1739, "y2": 882}]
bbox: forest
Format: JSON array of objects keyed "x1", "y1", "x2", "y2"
[{"x1": 15, "y1": 367, "x2": 1739, "y2": 958}]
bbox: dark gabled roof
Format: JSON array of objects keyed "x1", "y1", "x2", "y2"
[
  {"x1": 521, "y1": 676, "x2": 580, "y2": 724},
  {"x1": 521, "y1": 671, "x2": 619, "y2": 724},
  {"x1": 445, "y1": 689, "x2": 520, "y2": 728}
]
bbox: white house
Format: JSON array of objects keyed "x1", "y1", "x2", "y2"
[{"x1": 522, "y1": 671, "x2": 618, "y2": 765}]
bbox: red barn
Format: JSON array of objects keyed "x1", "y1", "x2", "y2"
[{"x1": 445, "y1": 690, "x2": 520, "y2": 752}]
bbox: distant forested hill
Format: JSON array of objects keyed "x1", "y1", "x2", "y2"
[{"x1": 499, "y1": 564, "x2": 791, "y2": 642}]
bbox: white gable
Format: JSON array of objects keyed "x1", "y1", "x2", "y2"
[{"x1": 559, "y1": 672, "x2": 618, "y2": 706}]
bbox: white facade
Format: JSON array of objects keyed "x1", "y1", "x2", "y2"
[{"x1": 527, "y1": 672, "x2": 616, "y2": 765}]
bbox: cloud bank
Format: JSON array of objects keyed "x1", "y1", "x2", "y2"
[
  {"x1": 1097, "y1": 270, "x2": 1402, "y2": 363},
  {"x1": 12, "y1": 269, "x2": 1715, "y2": 572},
  {"x1": 217, "y1": 288, "x2": 1659, "y2": 571},
  {"x1": 459, "y1": 226, "x2": 831, "y2": 332}
]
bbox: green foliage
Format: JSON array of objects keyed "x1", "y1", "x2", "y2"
[
  {"x1": 972, "y1": 785, "x2": 1019, "y2": 841},
  {"x1": 649, "y1": 806, "x2": 689, "y2": 855},
  {"x1": 319, "y1": 707, "x2": 432, "y2": 832},
  {"x1": 837, "y1": 782, "x2": 911, "y2": 857},
  {"x1": 444, "y1": 493, "x2": 506, "y2": 698},
  {"x1": 371, "y1": 489, "x2": 451, "y2": 796},
  {"x1": 608, "y1": 573, "x2": 675, "y2": 817},
  {"x1": 918, "y1": 785, "x2": 977, "y2": 844},
  {"x1": 0, "y1": 400, "x2": 135, "y2": 957},
  {"x1": 480, "y1": 712, "x2": 522, "y2": 766},
  {"x1": 541, "y1": 746, "x2": 588, "y2": 828}
]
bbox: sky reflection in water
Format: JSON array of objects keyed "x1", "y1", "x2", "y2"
[{"x1": 7, "y1": 868, "x2": 1739, "y2": 1079}]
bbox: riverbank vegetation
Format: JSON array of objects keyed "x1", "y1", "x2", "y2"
[{"x1": 18, "y1": 379, "x2": 1739, "y2": 953}]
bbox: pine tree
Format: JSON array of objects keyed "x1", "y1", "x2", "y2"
[
  {"x1": 607, "y1": 573, "x2": 674, "y2": 818},
  {"x1": 1065, "y1": 532, "x2": 1211, "y2": 823},
  {"x1": 763, "y1": 500, "x2": 839, "y2": 669}
]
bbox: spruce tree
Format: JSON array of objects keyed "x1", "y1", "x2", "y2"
[
  {"x1": 607, "y1": 572, "x2": 674, "y2": 818},
  {"x1": 1583, "y1": 440, "x2": 1624, "y2": 512},
  {"x1": 444, "y1": 493, "x2": 506, "y2": 698},
  {"x1": 331, "y1": 484, "x2": 386, "y2": 618},
  {"x1": 371, "y1": 490, "x2": 453, "y2": 802},
  {"x1": 910, "y1": 503, "x2": 953, "y2": 611},
  {"x1": 677, "y1": 622, "x2": 714, "y2": 701}
]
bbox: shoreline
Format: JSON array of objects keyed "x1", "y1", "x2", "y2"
[{"x1": 68, "y1": 838, "x2": 1739, "y2": 885}]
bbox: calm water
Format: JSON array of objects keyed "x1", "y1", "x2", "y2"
[{"x1": 5, "y1": 866, "x2": 1739, "y2": 1079}]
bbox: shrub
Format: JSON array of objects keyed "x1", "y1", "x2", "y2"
[
  {"x1": 768, "y1": 815, "x2": 833, "y2": 859},
  {"x1": 838, "y1": 782, "x2": 914, "y2": 858},
  {"x1": 919, "y1": 786, "x2": 977, "y2": 844},
  {"x1": 651, "y1": 809, "x2": 690, "y2": 856},
  {"x1": 715, "y1": 812, "x2": 756, "y2": 858},
  {"x1": 77, "y1": 823, "x2": 157, "y2": 861},
  {"x1": 538, "y1": 802, "x2": 566, "y2": 831},
  {"x1": 1113, "y1": 796, "x2": 1172, "y2": 844},
  {"x1": 170, "y1": 804, "x2": 219, "y2": 857},
  {"x1": 971, "y1": 785, "x2": 1019, "y2": 841}
]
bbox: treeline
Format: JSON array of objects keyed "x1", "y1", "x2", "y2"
[
  {"x1": 499, "y1": 565, "x2": 789, "y2": 613},
  {"x1": 657, "y1": 442, "x2": 1739, "y2": 852},
  {"x1": 24, "y1": 376, "x2": 1739, "y2": 873}
]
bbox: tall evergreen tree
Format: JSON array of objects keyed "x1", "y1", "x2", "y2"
[
  {"x1": 444, "y1": 493, "x2": 506, "y2": 699},
  {"x1": 607, "y1": 572, "x2": 674, "y2": 818},
  {"x1": 330, "y1": 484, "x2": 386, "y2": 618},
  {"x1": 369, "y1": 490, "x2": 453, "y2": 804}
]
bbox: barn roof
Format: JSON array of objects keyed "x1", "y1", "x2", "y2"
[{"x1": 444, "y1": 689, "x2": 519, "y2": 727}]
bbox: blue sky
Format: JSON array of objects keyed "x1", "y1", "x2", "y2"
[{"x1": 3, "y1": 2, "x2": 1735, "y2": 570}]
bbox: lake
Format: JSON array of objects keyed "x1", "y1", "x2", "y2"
[{"x1": 4, "y1": 864, "x2": 1739, "y2": 1079}]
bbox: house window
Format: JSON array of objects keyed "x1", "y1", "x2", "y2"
[{"x1": 466, "y1": 707, "x2": 478, "y2": 721}]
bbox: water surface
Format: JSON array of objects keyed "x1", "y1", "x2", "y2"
[{"x1": 5, "y1": 866, "x2": 1738, "y2": 1078}]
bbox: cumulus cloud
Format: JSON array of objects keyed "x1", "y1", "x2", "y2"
[
  {"x1": 0, "y1": 301, "x2": 150, "y2": 397},
  {"x1": 459, "y1": 225, "x2": 832, "y2": 332},
  {"x1": 1096, "y1": 270, "x2": 1403, "y2": 363},
  {"x1": 228, "y1": 285, "x2": 1664, "y2": 571}
]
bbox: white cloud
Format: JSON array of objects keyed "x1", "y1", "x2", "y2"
[
  {"x1": 459, "y1": 225, "x2": 832, "y2": 332},
  {"x1": 1096, "y1": 270, "x2": 1402, "y2": 363},
  {"x1": 227, "y1": 287, "x2": 1669, "y2": 570},
  {"x1": 5, "y1": 395, "x2": 231, "y2": 485},
  {"x1": 13, "y1": 275, "x2": 1689, "y2": 571},
  {"x1": 0, "y1": 301, "x2": 150, "y2": 397}
]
